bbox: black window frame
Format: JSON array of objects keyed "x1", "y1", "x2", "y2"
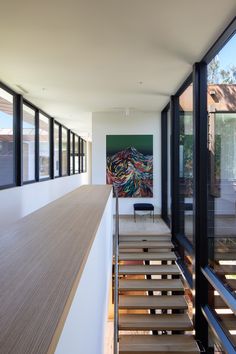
[
  {"x1": 22, "y1": 100, "x2": 37, "y2": 185},
  {"x1": 53, "y1": 120, "x2": 61, "y2": 179},
  {"x1": 161, "y1": 16, "x2": 236, "y2": 353},
  {"x1": 38, "y1": 110, "x2": 51, "y2": 181},
  {"x1": 0, "y1": 80, "x2": 87, "y2": 189},
  {"x1": 70, "y1": 131, "x2": 75, "y2": 175},
  {"x1": 61, "y1": 125, "x2": 69, "y2": 177},
  {"x1": 83, "y1": 139, "x2": 87, "y2": 173},
  {"x1": 0, "y1": 82, "x2": 17, "y2": 190},
  {"x1": 74, "y1": 134, "x2": 79, "y2": 175}
]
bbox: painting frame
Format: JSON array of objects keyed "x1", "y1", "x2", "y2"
[{"x1": 106, "y1": 134, "x2": 153, "y2": 198}]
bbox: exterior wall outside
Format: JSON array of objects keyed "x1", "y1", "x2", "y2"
[{"x1": 92, "y1": 111, "x2": 161, "y2": 215}]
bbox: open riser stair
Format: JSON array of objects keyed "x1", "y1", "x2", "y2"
[{"x1": 116, "y1": 233, "x2": 201, "y2": 354}]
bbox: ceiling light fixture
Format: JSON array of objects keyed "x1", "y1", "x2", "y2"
[{"x1": 125, "y1": 108, "x2": 130, "y2": 117}]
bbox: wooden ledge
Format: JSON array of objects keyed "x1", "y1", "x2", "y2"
[{"x1": 0, "y1": 185, "x2": 112, "y2": 354}]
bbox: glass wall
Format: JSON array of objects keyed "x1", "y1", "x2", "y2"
[
  {"x1": 39, "y1": 113, "x2": 50, "y2": 179},
  {"x1": 61, "y1": 127, "x2": 68, "y2": 176},
  {"x1": 83, "y1": 140, "x2": 87, "y2": 172},
  {"x1": 54, "y1": 123, "x2": 60, "y2": 177},
  {"x1": 70, "y1": 132, "x2": 74, "y2": 174},
  {"x1": 207, "y1": 33, "x2": 236, "y2": 293},
  {"x1": 208, "y1": 282, "x2": 236, "y2": 350},
  {"x1": 75, "y1": 135, "x2": 79, "y2": 174},
  {"x1": 0, "y1": 88, "x2": 14, "y2": 187},
  {"x1": 0, "y1": 82, "x2": 87, "y2": 189},
  {"x1": 167, "y1": 108, "x2": 171, "y2": 225},
  {"x1": 178, "y1": 83, "x2": 194, "y2": 244},
  {"x1": 23, "y1": 104, "x2": 35, "y2": 182},
  {"x1": 160, "y1": 21, "x2": 236, "y2": 353},
  {"x1": 79, "y1": 137, "x2": 83, "y2": 173}
]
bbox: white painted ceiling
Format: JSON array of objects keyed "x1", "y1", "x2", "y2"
[{"x1": 0, "y1": 0, "x2": 236, "y2": 138}]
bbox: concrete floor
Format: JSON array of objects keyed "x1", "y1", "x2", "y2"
[{"x1": 116, "y1": 214, "x2": 170, "y2": 235}]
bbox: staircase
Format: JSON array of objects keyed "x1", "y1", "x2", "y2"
[{"x1": 115, "y1": 232, "x2": 201, "y2": 354}]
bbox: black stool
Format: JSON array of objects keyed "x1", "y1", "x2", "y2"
[{"x1": 133, "y1": 203, "x2": 154, "y2": 222}]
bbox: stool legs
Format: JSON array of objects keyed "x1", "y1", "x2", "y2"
[{"x1": 133, "y1": 207, "x2": 154, "y2": 222}]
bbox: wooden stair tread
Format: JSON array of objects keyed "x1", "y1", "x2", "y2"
[
  {"x1": 222, "y1": 279, "x2": 236, "y2": 289},
  {"x1": 119, "y1": 335, "x2": 200, "y2": 353},
  {"x1": 119, "y1": 295, "x2": 187, "y2": 309},
  {"x1": 214, "y1": 296, "x2": 227, "y2": 308},
  {"x1": 119, "y1": 252, "x2": 176, "y2": 261},
  {"x1": 120, "y1": 235, "x2": 171, "y2": 242},
  {"x1": 119, "y1": 264, "x2": 180, "y2": 275},
  {"x1": 219, "y1": 314, "x2": 236, "y2": 330},
  {"x1": 119, "y1": 314, "x2": 193, "y2": 331},
  {"x1": 119, "y1": 241, "x2": 173, "y2": 249},
  {"x1": 214, "y1": 265, "x2": 236, "y2": 275},
  {"x1": 215, "y1": 253, "x2": 236, "y2": 260},
  {"x1": 119, "y1": 279, "x2": 184, "y2": 291},
  {"x1": 119, "y1": 233, "x2": 171, "y2": 238}
]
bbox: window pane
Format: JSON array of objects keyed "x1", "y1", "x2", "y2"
[
  {"x1": 167, "y1": 108, "x2": 171, "y2": 225},
  {"x1": 70, "y1": 132, "x2": 74, "y2": 174},
  {"x1": 75, "y1": 135, "x2": 79, "y2": 173},
  {"x1": 23, "y1": 104, "x2": 35, "y2": 182},
  {"x1": 207, "y1": 32, "x2": 236, "y2": 292},
  {"x1": 54, "y1": 123, "x2": 60, "y2": 177},
  {"x1": 39, "y1": 113, "x2": 50, "y2": 178},
  {"x1": 179, "y1": 83, "x2": 194, "y2": 244},
  {"x1": 83, "y1": 140, "x2": 87, "y2": 172},
  {"x1": 0, "y1": 88, "x2": 14, "y2": 187},
  {"x1": 208, "y1": 284, "x2": 236, "y2": 348},
  {"x1": 62, "y1": 127, "x2": 68, "y2": 176},
  {"x1": 79, "y1": 137, "x2": 83, "y2": 173}
]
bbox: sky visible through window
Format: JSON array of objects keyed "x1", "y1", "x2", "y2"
[
  {"x1": 218, "y1": 33, "x2": 236, "y2": 68},
  {"x1": 207, "y1": 32, "x2": 235, "y2": 85},
  {"x1": 0, "y1": 112, "x2": 12, "y2": 129}
]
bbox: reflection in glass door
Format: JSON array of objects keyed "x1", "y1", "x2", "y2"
[{"x1": 178, "y1": 84, "x2": 194, "y2": 245}]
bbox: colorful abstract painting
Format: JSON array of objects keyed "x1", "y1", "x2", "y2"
[{"x1": 106, "y1": 135, "x2": 153, "y2": 197}]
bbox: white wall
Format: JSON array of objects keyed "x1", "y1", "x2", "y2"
[
  {"x1": 87, "y1": 141, "x2": 92, "y2": 184},
  {"x1": 0, "y1": 173, "x2": 89, "y2": 231},
  {"x1": 92, "y1": 111, "x2": 161, "y2": 215},
  {"x1": 55, "y1": 192, "x2": 113, "y2": 354}
]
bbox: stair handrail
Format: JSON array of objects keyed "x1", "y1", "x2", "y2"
[{"x1": 114, "y1": 187, "x2": 119, "y2": 354}]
